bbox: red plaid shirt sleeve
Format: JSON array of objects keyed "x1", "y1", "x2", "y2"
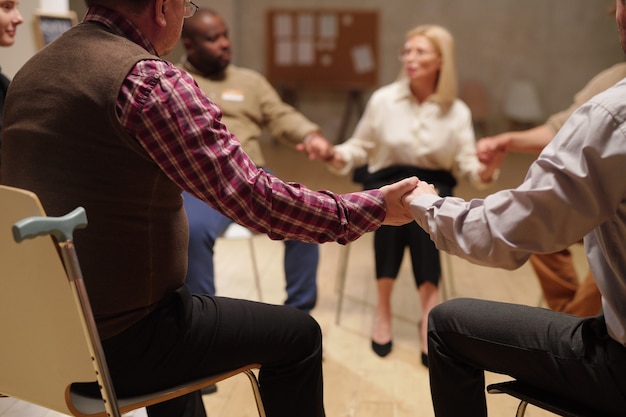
[{"x1": 116, "y1": 59, "x2": 385, "y2": 243}]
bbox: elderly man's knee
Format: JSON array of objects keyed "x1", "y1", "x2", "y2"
[{"x1": 291, "y1": 308, "x2": 323, "y2": 349}]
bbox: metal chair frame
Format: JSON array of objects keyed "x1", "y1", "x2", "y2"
[
  {"x1": 487, "y1": 380, "x2": 601, "y2": 417},
  {"x1": 0, "y1": 185, "x2": 265, "y2": 417}
]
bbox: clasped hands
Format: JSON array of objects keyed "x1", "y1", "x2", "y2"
[{"x1": 381, "y1": 177, "x2": 437, "y2": 225}]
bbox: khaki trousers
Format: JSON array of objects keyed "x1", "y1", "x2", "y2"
[{"x1": 529, "y1": 247, "x2": 601, "y2": 317}]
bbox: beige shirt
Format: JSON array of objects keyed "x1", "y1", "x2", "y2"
[
  {"x1": 334, "y1": 78, "x2": 489, "y2": 188},
  {"x1": 546, "y1": 62, "x2": 626, "y2": 132},
  {"x1": 180, "y1": 61, "x2": 319, "y2": 166}
]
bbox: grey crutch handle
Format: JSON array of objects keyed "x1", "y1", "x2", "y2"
[{"x1": 12, "y1": 207, "x2": 88, "y2": 243}]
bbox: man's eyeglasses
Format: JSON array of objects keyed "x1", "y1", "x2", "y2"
[{"x1": 183, "y1": 1, "x2": 199, "y2": 18}]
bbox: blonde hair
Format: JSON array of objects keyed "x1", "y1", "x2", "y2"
[{"x1": 400, "y1": 24, "x2": 457, "y2": 112}]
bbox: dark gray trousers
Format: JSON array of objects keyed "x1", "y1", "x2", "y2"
[{"x1": 428, "y1": 298, "x2": 626, "y2": 416}]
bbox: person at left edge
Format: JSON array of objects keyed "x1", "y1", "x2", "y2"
[{"x1": 0, "y1": 0, "x2": 24, "y2": 176}]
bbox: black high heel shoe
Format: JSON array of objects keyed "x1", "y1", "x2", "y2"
[{"x1": 371, "y1": 340, "x2": 393, "y2": 357}]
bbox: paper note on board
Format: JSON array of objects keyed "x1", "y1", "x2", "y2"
[
  {"x1": 275, "y1": 40, "x2": 293, "y2": 66},
  {"x1": 273, "y1": 13, "x2": 292, "y2": 37},
  {"x1": 298, "y1": 13, "x2": 315, "y2": 37},
  {"x1": 351, "y1": 45, "x2": 375, "y2": 74},
  {"x1": 297, "y1": 40, "x2": 315, "y2": 66},
  {"x1": 318, "y1": 14, "x2": 338, "y2": 39}
]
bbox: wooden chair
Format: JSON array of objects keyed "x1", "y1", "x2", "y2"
[
  {"x1": 487, "y1": 380, "x2": 603, "y2": 417},
  {"x1": 0, "y1": 185, "x2": 265, "y2": 417}
]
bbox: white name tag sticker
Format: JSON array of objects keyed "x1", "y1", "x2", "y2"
[{"x1": 221, "y1": 90, "x2": 245, "y2": 102}]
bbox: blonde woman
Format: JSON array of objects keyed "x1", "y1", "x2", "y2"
[{"x1": 304, "y1": 25, "x2": 500, "y2": 365}]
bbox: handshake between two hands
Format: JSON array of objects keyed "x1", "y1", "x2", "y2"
[{"x1": 380, "y1": 177, "x2": 438, "y2": 226}]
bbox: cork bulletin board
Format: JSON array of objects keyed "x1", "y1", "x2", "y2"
[
  {"x1": 265, "y1": 9, "x2": 379, "y2": 89},
  {"x1": 33, "y1": 10, "x2": 78, "y2": 50}
]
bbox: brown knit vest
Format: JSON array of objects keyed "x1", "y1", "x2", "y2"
[{"x1": 1, "y1": 21, "x2": 188, "y2": 339}]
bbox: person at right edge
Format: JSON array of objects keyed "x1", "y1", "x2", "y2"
[
  {"x1": 477, "y1": 59, "x2": 626, "y2": 317},
  {"x1": 303, "y1": 24, "x2": 501, "y2": 367},
  {"x1": 408, "y1": 1, "x2": 626, "y2": 414}
]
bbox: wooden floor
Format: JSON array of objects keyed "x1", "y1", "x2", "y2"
[{"x1": 0, "y1": 140, "x2": 589, "y2": 417}]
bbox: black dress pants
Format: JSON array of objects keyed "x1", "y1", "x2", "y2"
[
  {"x1": 428, "y1": 298, "x2": 626, "y2": 417},
  {"x1": 101, "y1": 286, "x2": 325, "y2": 417}
]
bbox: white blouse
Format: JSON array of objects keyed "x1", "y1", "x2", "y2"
[{"x1": 333, "y1": 78, "x2": 488, "y2": 188}]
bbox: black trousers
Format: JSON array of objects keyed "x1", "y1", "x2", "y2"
[
  {"x1": 428, "y1": 298, "x2": 626, "y2": 417},
  {"x1": 374, "y1": 222, "x2": 440, "y2": 286},
  {"x1": 101, "y1": 286, "x2": 325, "y2": 417}
]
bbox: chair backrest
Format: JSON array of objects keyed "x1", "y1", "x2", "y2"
[{"x1": 0, "y1": 185, "x2": 100, "y2": 415}]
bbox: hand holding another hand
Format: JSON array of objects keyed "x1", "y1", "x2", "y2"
[
  {"x1": 380, "y1": 177, "x2": 421, "y2": 225},
  {"x1": 410, "y1": 180, "x2": 438, "y2": 201},
  {"x1": 476, "y1": 134, "x2": 509, "y2": 166},
  {"x1": 296, "y1": 133, "x2": 335, "y2": 161}
]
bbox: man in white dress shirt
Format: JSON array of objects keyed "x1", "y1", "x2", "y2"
[{"x1": 407, "y1": 1, "x2": 626, "y2": 415}]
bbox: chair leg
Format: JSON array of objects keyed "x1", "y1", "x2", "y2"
[
  {"x1": 440, "y1": 252, "x2": 455, "y2": 301},
  {"x1": 335, "y1": 244, "x2": 351, "y2": 325},
  {"x1": 243, "y1": 369, "x2": 266, "y2": 417},
  {"x1": 516, "y1": 400, "x2": 528, "y2": 417},
  {"x1": 247, "y1": 238, "x2": 263, "y2": 302}
]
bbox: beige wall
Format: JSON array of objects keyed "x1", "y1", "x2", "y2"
[
  {"x1": 3, "y1": 0, "x2": 623, "y2": 140},
  {"x1": 223, "y1": 0, "x2": 623, "y2": 139}
]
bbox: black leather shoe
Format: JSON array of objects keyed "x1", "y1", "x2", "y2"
[
  {"x1": 421, "y1": 352, "x2": 429, "y2": 368},
  {"x1": 371, "y1": 340, "x2": 392, "y2": 357}
]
